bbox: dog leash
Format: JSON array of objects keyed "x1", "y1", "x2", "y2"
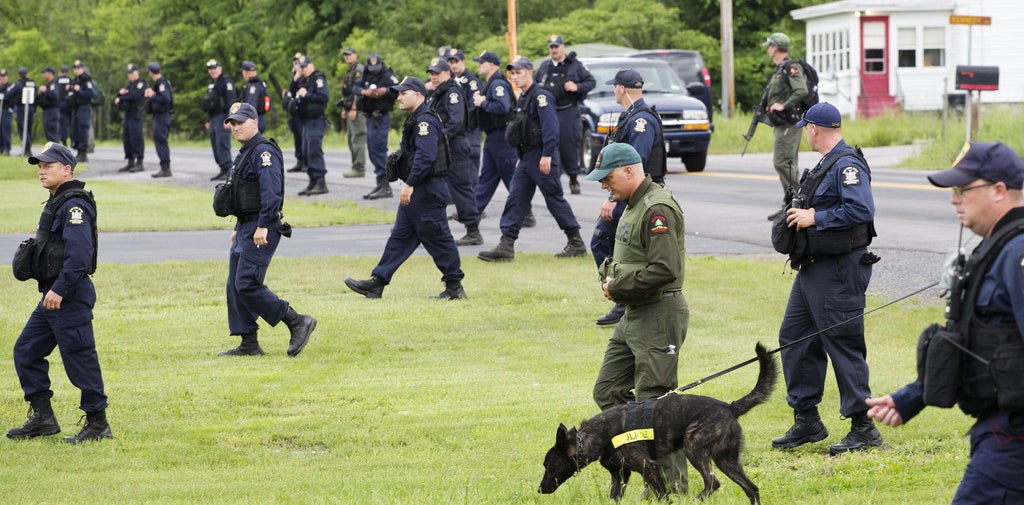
[{"x1": 673, "y1": 281, "x2": 940, "y2": 393}]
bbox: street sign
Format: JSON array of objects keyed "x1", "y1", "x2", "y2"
[{"x1": 950, "y1": 15, "x2": 991, "y2": 25}]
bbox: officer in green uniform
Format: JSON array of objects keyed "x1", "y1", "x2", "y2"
[
  {"x1": 587, "y1": 142, "x2": 689, "y2": 494},
  {"x1": 764, "y1": 32, "x2": 808, "y2": 220}
]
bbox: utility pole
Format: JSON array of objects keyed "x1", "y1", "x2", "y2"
[
  {"x1": 720, "y1": 0, "x2": 735, "y2": 118},
  {"x1": 507, "y1": 0, "x2": 518, "y2": 62}
]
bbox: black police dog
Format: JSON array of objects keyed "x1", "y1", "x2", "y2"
[{"x1": 538, "y1": 343, "x2": 776, "y2": 504}]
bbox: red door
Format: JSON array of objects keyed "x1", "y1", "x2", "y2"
[{"x1": 859, "y1": 16, "x2": 895, "y2": 117}]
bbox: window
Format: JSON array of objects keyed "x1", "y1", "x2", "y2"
[
  {"x1": 898, "y1": 27, "x2": 916, "y2": 67},
  {"x1": 863, "y1": 21, "x2": 885, "y2": 73},
  {"x1": 923, "y1": 27, "x2": 945, "y2": 67},
  {"x1": 809, "y1": 29, "x2": 851, "y2": 75}
]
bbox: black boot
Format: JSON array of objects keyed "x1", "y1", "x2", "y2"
[
  {"x1": 555, "y1": 229, "x2": 587, "y2": 258},
  {"x1": 6, "y1": 394, "x2": 61, "y2": 439},
  {"x1": 596, "y1": 303, "x2": 626, "y2": 326},
  {"x1": 281, "y1": 307, "x2": 317, "y2": 357},
  {"x1": 455, "y1": 223, "x2": 484, "y2": 246},
  {"x1": 522, "y1": 210, "x2": 536, "y2": 228},
  {"x1": 772, "y1": 407, "x2": 829, "y2": 449},
  {"x1": 152, "y1": 161, "x2": 172, "y2": 178},
  {"x1": 128, "y1": 157, "x2": 144, "y2": 172},
  {"x1": 569, "y1": 175, "x2": 581, "y2": 195},
  {"x1": 118, "y1": 159, "x2": 134, "y2": 172},
  {"x1": 478, "y1": 235, "x2": 515, "y2": 262},
  {"x1": 210, "y1": 168, "x2": 229, "y2": 181},
  {"x1": 829, "y1": 411, "x2": 883, "y2": 456},
  {"x1": 345, "y1": 275, "x2": 385, "y2": 299},
  {"x1": 304, "y1": 177, "x2": 329, "y2": 196},
  {"x1": 429, "y1": 280, "x2": 467, "y2": 300},
  {"x1": 287, "y1": 160, "x2": 306, "y2": 173},
  {"x1": 76, "y1": 150, "x2": 88, "y2": 162},
  {"x1": 363, "y1": 177, "x2": 393, "y2": 200},
  {"x1": 63, "y1": 410, "x2": 113, "y2": 444},
  {"x1": 219, "y1": 333, "x2": 264, "y2": 356}
]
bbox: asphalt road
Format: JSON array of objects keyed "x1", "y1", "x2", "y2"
[{"x1": 2, "y1": 142, "x2": 961, "y2": 301}]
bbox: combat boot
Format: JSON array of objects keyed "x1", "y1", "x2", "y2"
[
  {"x1": 345, "y1": 276, "x2": 385, "y2": 299},
  {"x1": 287, "y1": 161, "x2": 306, "y2": 173},
  {"x1": 219, "y1": 333, "x2": 264, "y2": 356},
  {"x1": 455, "y1": 223, "x2": 484, "y2": 246},
  {"x1": 281, "y1": 307, "x2": 317, "y2": 357},
  {"x1": 829, "y1": 411, "x2": 883, "y2": 455},
  {"x1": 128, "y1": 157, "x2": 144, "y2": 172},
  {"x1": 117, "y1": 159, "x2": 134, "y2": 172},
  {"x1": 76, "y1": 150, "x2": 88, "y2": 162},
  {"x1": 478, "y1": 235, "x2": 515, "y2": 262},
  {"x1": 522, "y1": 210, "x2": 536, "y2": 228},
  {"x1": 596, "y1": 303, "x2": 626, "y2": 326},
  {"x1": 363, "y1": 177, "x2": 393, "y2": 200},
  {"x1": 6, "y1": 394, "x2": 61, "y2": 439},
  {"x1": 772, "y1": 407, "x2": 829, "y2": 449},
  {"x1": 430, "y1": 280, "x2": 467, "y2": 300},
  {"x1": 304, "y1": 177, "x2": 329, "y2": 196},
  {"x1": 152, "y1": 161, "x2": 172, "y2": 178},
  {"x1": 555, "y1": 230, "x2": 587, "y2": 258},
  {"x1": 569, "y1": 175, "x2": 581, "y2": 195},
  {"x1": 63, "y1": 410, "x2": 113, "y2": 444},
  {"x1": 210, "y1": 168, "x2": 229, "y2": 181},
  {"x1": 342, "y1": 168, "x2": 365, "y2": 178}
]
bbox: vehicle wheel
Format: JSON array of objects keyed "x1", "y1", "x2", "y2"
[
  {"x1": 579, "y1": 128, "x2": 595, "y2": 174},
  {"x1": 681, "y1": 152, "x2": 707, "y2": 173}
]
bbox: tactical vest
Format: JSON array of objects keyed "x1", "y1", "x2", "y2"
[
  {"x1": 505, "y1": 85, "x2": 544, "y2": 153},
  {"x1": 609, "y1": 182, "x2": 685, "y2": 305},
  {"x1": 201, "y1": 76, "x2": 231, "y2": 114},
  {"x1": 57, "y1": 75, "x2": 72, "y2": 101},
  {"x1": 608, "y1": 105, "x2": 667, "y2": 180},
  {"x1": 297, "y1": 71, "x2": 327, "y2": 118},
  {"x1": 950, "y1": 217, "x2": 1024, "y2": 416},
  {"x1": 214, "y1": 138, "x2": 283, "y2": 221},
  {"x1": 357, "y1": 69, "x2": 397, "y2": 112},
  {"x1": 389, "y1": 108, "x2": 449, "y2": 183},
  {"x1": 33, "y1": 187, "x2": 97, "y2": 287},
  {"x1": 341, "y1": 63, "x2": 364, "y2": 110},
  {"x1": 147, "y1": 77, "x2": 173, "y2": 114},
  {"x1": 428, "y1": 79, "x2": 468, "y2": 137},
  {"x1": 476, "y1": 74, "x2": 511, "y2": 133}
]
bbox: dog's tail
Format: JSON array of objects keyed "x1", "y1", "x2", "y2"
[{"x1": 728, "y1": 342, "x2": 778, "y2": 417}]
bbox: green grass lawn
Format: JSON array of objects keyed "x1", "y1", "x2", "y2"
[{"x1": 0, "y1": 254, "x2": 968, "y2": 504}]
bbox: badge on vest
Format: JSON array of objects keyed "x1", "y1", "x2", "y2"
[
  {"x1": 68, "y1": 207, "x2": 84, "y2": 225},
  {"x1": 841, "y1": 166, "x2": 861, "y2": 186},
  {"x1": 418, "y1": 121, "x2": 430, "y2": 136},
  {"x1": 261, "y1": 151, "x2": 272, "y2": 167},
  {"x1": 537, "y1": 94, "x2": 548, "y2": 108},
  {"x1": 634, "y1": 118, "x2": 648, "y2": 133}
]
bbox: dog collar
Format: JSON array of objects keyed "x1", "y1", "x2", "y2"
[{"x1": 611, "y1": 428, "x2": 654, "y2": 448}]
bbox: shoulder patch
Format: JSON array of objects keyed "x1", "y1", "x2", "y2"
[
  {"x1": 226, "y1": 82, "x2": 234, "y2": 91},
  {"x1": 788, "y1": 64, "x2": 801, "y2": 77},
  {"x1": 536, "y1": 94, "x2": 548, "y2": 108},
  {"x1": 249, "y1": 85, "x2": 256, "y2": 94},
  {"x1": 260, "y1": 151, "x2": 272, "y2": 167},
  {"x1": 418, "y1": 121, "x2": 430, "y2": 136},
  {"x1": 316, "y1": 78, "x2": 324, "y2": 88},
  {"x1": 649, "y1": 214, "x2": 670, "y2": 235},
  {"x1": 136, "y1": 81, "x2": 145, "y2": 89},
  {"x1": 68, "y1": 206, "x2": 85, "y2": 225},
  {"x1": 449, "y1": 92, "x2": 460, "y2": 104},
  {"x1": 469, "y1": 80, "x2": 479, "y2": 91},
  {"x1": 390, "y1": 75, "x2": 400, "y2": 84},
  {"x1": 633, "y1": 118, "x2": 648, "y2": 133},
  {"x1": 86, "y1": 82, "x2": 93, "y2": 89},
  {"x1": 159, "y1": 84, "x2": 166, "y2": 92},
  {"x1": 841, "y1": 166, "x2": 861, "y2": 186},
  {"x1": 494, "y1": 85, "x2": 506, "y2": 97}
]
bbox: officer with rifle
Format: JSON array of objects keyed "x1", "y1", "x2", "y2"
[{"x1": 757, "y1": 32, "x2": 807, "y2": 221}]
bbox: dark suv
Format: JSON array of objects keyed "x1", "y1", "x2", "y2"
[
  {"x1": 578, "y1": 57, "x2": 712, "y2": 172},
  {"x1": 627, "y1": 50, "x2": 714, "y2": 123}
]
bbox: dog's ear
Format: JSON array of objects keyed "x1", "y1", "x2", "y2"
[{"x1": 555, "y1": 423, "x2": 569, "y2": 449}]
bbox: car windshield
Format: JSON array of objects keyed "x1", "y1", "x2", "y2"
[{"x1": 587, "y1": 62, "x2": 687, "y2": 96}]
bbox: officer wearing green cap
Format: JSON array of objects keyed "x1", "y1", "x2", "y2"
[
  {"x1": 763, "y1": 31, "x2": 808, "y2": 221},
  {"x1": 588, "y1": 142, "x2": 689, "y2": 495}
]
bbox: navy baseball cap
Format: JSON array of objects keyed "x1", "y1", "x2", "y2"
[
  {"x1": 436, "y1": 46, "x2": 452, "y2": 57},
  {"x1": 240, "y1": 60, "x2": 256, "y2": 71},
  {"x1": 18, "y1": 67, "x2": 28, "y2": 76},
  {"x1": 506, "y1": 55, "x2": 533, "y2": 71},
  {"x1": 30, "y1": 142, "x2": 77, "y2": 169},
  {"x1": 796, "y1": 102, "x2": 841, "y2": 128},
  {"x1": 224, "y1": 102, "x2": 258, "y2": 123},
  {"x1": 391, "y1": 76, "x2": 427, "y2": 95},
  {"x1": 206, "y1": 59, "x2": 221, "y2": 68},
  {"x1": 445, "y1": 48, "x2": 465, "y2": 61},
  {"x1": 366, "y1": 54, "x2": 383, "y2": 72},
  {"x1": 605, "y1": 69, "x2": 644, "y2": 89},
  {"x1": 587, "y1": 143, "x2": 642, "y2": 181},
  {"x1": 928, "y1": 141, "x2": 1024, "y2": 190},
  {"x1": 547, "y1": 34, "x2": 564, "y2": 47},
  {"x1": 147, "y1": 62, "x2": 161, "y2": 73},
  {"x1": 426, "y1": 58, "x2": 450, "y2": 74},
  {"x1": 125, "y1": 63, "x2": 138, "y2": 73},
  {"x1": 60, "y1": 64, "x2": 69, "y2": 72},
  {"x1": 298, "y1": 56, "x2": 313, "y2": 67},
  {"x1": 41, "y1": 66, "x2": 56, "y2": 75},
  {"x1": 473, "y1": 51, "x2": 500, "y2": 66}
]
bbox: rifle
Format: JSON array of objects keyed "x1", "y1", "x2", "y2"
[{"x1": 741, "y1": 86, "x2": 775, "y2": 157}]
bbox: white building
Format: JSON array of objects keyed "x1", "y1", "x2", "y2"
[{"x1": 790, "y1": 0, "x2": 1022, "y2": 118}]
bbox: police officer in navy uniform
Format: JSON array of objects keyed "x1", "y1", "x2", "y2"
[
  {"x1": 145, "y1": 62, "x2": 173, "y2": 178},
  {"x1": 344, "y1": 77, "x2": 467, "y2": 300},
  {"x1": 284, "y1": 52, "x2": 306, "y2": 173},
  {"x1": 770, "y1": 102, "x2": 881, "y2": 455},
  {"x1": 218, "y1": 102, "x2": 318, "y2": 357},
  {"x1": 11, "y1": 67, "x2": 36, "y2": 156},
  {"x1": 114, "y1": 63, "x2": 147, "y2": 173},
  {"x1": 445, "y1": 48, "x2": 482, "y2": 175},
  {"x1": 591, "y1": 69, "x2": 666, "y2": 326},
  {"x1": 37, "y1": 67, "x2": 61, "y2": 143},
  {"x1": 0, "y1": 69, "x2": 12, "y2": 155},
  {"x1": 290, "y1": 56, "x2": 329, "y2": 196},
  {"x1": 239, "y1": 61, "x2": 268, "y2": 133},
  {"x1": 8, "y1": 142, "x2": 113, "y2": 444},
  {"x1": 202, "y1": 59, "x2": 236, "y2": 181},
  {"x1": 536, "y1": 35, "x2": 596, "y2": 195},
  {"x1": 867, "y1": 142, "x2": 1024, "y2": 502},
  {"x1": 478, "y1": 56, "x2": 586, "y2": 262},
  {"x1": 425, "y1": 58, "x2": 481, "y2": 246},
  {"x1": 56, "y1": 65, "x2": 72, "y2": 145},
  {"x1": 356, "y1": 54, "x2": 399, "y2": 200},
  {"x1": 68, "y1": 61, "x2": 95, "y2": 162}
]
